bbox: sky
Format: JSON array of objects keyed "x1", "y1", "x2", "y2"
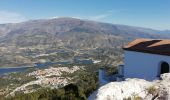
[{"x1": 0, "y1": 0, "x2": 170, "y2": 30}]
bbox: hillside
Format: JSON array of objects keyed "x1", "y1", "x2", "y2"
[
  {"x1": 0, "y1": 17, "x2": 169, "y2": 67},
  {"x1": 0, "y1": 17, "x2": 169, "y2": 48}
]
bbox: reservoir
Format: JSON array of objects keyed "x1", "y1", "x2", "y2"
[{"x1": 0, "y1": 61, "x2": 71, "y2": 75}]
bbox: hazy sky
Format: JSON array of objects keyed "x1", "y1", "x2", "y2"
[{"x1": 0, "y1": 0, "x2": 170, "y2": 30}]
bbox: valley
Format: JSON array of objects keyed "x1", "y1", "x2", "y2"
[{"x1": 0, "y1": 17, "x2": 169, "y2": 99}]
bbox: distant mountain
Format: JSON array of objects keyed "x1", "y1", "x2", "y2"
[{"x1": 0, "y1": 17, "x2": 169, "y2": 48}]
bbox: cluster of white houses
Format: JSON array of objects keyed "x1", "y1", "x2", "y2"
[{"x1": 118, "y1": 38, "x2": 170, "y2": 80}]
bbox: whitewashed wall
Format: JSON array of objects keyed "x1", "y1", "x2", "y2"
[{"x1": 124, "y1": 50, "x2": 170, "y2": 80}]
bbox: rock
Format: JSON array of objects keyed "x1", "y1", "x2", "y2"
[
  {"x1": 160, "y1": 73, "x2": 170, "y2": 81},
  {"x1": 89, "y1": 73, "x2": 170, "y2": 100}
]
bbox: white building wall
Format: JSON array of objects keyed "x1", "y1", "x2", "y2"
[{"x1": 124, "y1": 50, "x2": 170, "y2": 80}]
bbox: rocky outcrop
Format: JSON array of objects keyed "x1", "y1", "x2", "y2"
[{"x1": 89, "y1": 73, "x2": 170, "y2": 100}]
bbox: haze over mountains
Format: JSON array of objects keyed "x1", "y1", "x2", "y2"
[{"x1": 0, "y1": 17, "x2": 169, "y2": 49}]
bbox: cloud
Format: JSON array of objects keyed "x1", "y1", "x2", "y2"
[
  {"x1": 47, "y1": 9, "x2": 126, "y2": 22},
  {"x1": 88, "y1": 9, "x2": 126, "y2": 21},
  {"x1": 0, "y1": 11, "x2": 26, "y2": 24},
  {"x1": 47, "y1": 16, "x2": 59, "y2": 19},
  {"x1": 48, "y1": 16, "x2": 83, "y2": 19},
  {"x1": 89, "y1": 14, "x2": 110, "y2": 21}
]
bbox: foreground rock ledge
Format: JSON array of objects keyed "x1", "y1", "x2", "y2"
[{"x1": 89, "y1": 73, "x2": 170, "y2": 100}]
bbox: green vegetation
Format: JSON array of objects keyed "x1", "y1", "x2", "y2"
[
  {"x1": 105, "y1": 65, "x2": 118, "y2": 76},
  {"x1": 124, "y1": 95, "x2": 142, "y2": 100},
  {"x1": 133, "y1": 96, "x2": 142, "y2": 100},
  {"x1": 0, "y1": 73, "x2": 36, "y2": 89},
  {"x1": 4, "y1": 72, "x2": 98, "y2": 100},
  {"x1": 0, "y1": 70, "x2": 36, "y2": 97},
  {"x1": 131, "y1": 93, "x2": 142, "y2": 100},
  {"x1": 0, "y1": 64, "x2": 99, "y2": 100},
  {"x1": 4, "y1": 84, "x2": 85, "y2": 100},
  {"x1": 147, "y1": 86, "x2": 158, "y2": 95},
  {"x1": 25, "y1": 84, "x2": 42, "y2": 90}
]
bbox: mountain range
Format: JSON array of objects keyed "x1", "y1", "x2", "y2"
[{"x1": 0, "y1": 17, "x2": 169, "y2": 49}]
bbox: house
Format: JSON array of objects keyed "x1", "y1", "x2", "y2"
[{"x1": 118, "y1": 38, "x2": 170, "y2": 80}]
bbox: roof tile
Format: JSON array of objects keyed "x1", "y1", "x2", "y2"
[{"x1": 123, "y1": 38, "x2": 170, "y2": 56}]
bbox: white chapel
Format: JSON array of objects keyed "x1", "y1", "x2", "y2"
[{"x1": 119, "y1": 38, "x2": 170, "y2": 80}]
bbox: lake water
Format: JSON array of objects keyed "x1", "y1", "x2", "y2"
[
  {"x1": 0, "y1": 67, "x2": 29, "y2": 75},
  {"x1": 0, "y1": 61, "x2": 71, "y2": 75}
]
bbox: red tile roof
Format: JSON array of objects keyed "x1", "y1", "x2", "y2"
[{"x1": 123, "y1": 38, "x2": 170, "y2": 56}]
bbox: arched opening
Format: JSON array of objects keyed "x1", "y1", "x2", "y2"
[{"x1": 160, "y1": 62, "x2": 169, "y2": 75}]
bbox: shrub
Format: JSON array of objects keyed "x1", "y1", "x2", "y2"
[{"x1": 147, "y1": 86, "x2": 157, "y2": 95}]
